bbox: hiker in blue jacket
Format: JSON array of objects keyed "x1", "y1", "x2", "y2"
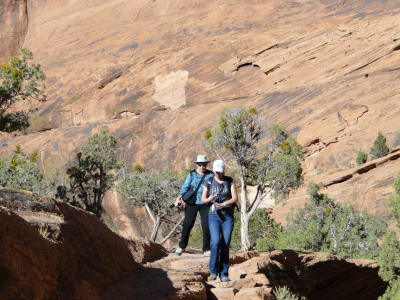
[{"x1": 174, "y1": 155, "x2": 214, "y2": 257}]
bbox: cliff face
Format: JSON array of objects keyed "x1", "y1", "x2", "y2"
[
  {"x1": 0, "y1": 0, "x2": 28, "y2": 59},
  {"x1": 1, "y1": 0, "x2": 400, "y2": 235}
]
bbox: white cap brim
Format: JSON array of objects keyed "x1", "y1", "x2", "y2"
[{"x1": 213, "y1": 167, "x2": 224, "y2": 173}]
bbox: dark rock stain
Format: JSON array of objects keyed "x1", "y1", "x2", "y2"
[
  {"x1": 40, "y1": 97, "x2": 63, "y2": 116},
  {"x1": 120, "y1": 43, "x2": 138, "y2": 52}
]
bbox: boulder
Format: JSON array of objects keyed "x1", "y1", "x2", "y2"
[{"x1": 234, "y1": 287, "x2": 274, "y2": 300}]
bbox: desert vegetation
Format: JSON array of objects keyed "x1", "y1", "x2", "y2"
[
  {"x1": 0, "y1": 47, "x2": 46, "y2": 133},
  {"x1": 117, "y1": 167, "x2": 185, "y2": 242},
  {"x1": 377, "y1": 171, "x2": 400, "y2": 299},
  {"x1": 356, "y1": 131, "x2": 391, "y2": 166},
  {"x1": 205, "y1": 106, "x2": 304, "y2": 251},
  {"x1": 188, "y1": 182, "x2": 387, "y2": 261},
  {"x1": 356, "y1": 149, "x2": 368, "y2": 166},
  {"x1": 370, "y1": 131, "x2": 390, "y2": 160},
  {"x1": 0, "y1": 144, "x2": 65, "y2": 197},
  {"x1": 273, "y1": 286, "x2": 306, "y2": 300},
  {"x1": 56, "y1": 125, "x2": 125, "y2": 216}
]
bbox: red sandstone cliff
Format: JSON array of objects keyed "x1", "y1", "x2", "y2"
[
  {"x1": 1, "y1": 0, "x2": 400, "y2": 236},
  {"x1": 0, "y1": 0, "x2": 28, "y2": 59}
]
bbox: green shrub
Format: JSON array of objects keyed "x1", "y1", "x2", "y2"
[
  {"x1": 230, "y1": 213, "x2": 242, "y2": 251},
  {"x1": 356, "y1": 149, "x2": 368, "y2": 166},
  {"x1": 273, "y1": 286, "x2": 307, "y2": 300},
  {"x1": 378, "y1": 230, "x2": 400, "y2": 282},
  {"x1": 230, "y1": 209, "x2": 282, "y2": 252},
  {"x1": 133, "y1": 164, "x2": 144, "y2": 173},
  {"x1": 388, "y1": 172, "x2": 400, "y2": 228},
  {"x1": 187, "y1": 225, "x2": 203, "y2": 249},
  {"x1": 61, "y1": 125, "x2": 125, "y2": 215},
  {"x1": 378, "y1": 172, "x2": 400, "y2": 298},
  {"x1": 370, "y1": 132, "x2": 389, "y2": 159},
  {"x1": 277, "y1": 183, "x2": 387, "y2": 259},
  {"x1": 204, "y1": 129, "x2": 212, "y2": 139},
  {"x1": 0, "y1": 47, "x2": 46, "y2": 133},
  {"x1": 379, "y1": 278, "x2": 400, "y2": 300},
  {"x1": 0, "y1": 145, "x2": 62, "y2": 197}
]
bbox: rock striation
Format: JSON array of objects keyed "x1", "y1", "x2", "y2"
[{"x1": 1, "y1": 0, "x2": 400, "y2": 238}]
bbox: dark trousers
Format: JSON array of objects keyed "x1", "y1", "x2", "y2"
[{"x1": 179, "y1": 204, "x2": 210, "y2": 251}]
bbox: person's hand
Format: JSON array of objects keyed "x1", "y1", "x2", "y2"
[
  {"x1": 208, "y1": 193, "x2": 217, "y2": 203},
  {"x1": 214, "y1": 202, "x2": 226, "y2": 208},
  {"x1": 174, "y1": 196, "x2": 182, "y2": 207}
]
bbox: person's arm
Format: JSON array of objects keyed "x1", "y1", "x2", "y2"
[
  {"x1": 174, "y1": 172, "x2": 192, "y2": 207},
  {"x1": 201, "y1": 185, "x2": 217, "y2": 204},
  {"x1": 214, "y1": 183, "x2": 238, "y2": 208}
]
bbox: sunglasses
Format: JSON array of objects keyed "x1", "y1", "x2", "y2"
[{"x1": 197, "y1": 163, "x2": 208, "y2": 167}]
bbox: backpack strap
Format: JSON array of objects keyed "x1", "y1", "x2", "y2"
[
  {"x1": 190, "y1": 169, "x2": 207, "y2": 194},
  {"x1": 206, "y1": 177, "x2": 215, "y2": 197}
]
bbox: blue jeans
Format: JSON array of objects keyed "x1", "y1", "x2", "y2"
[{"x1": 208, "y1": 212, "x2": 234, "y2": 278}]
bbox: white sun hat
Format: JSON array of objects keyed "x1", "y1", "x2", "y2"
[
  {"x1": 213, "y1": 160, "x2": 225, "y2": 173},
  {"x1": 194, "y1": 155, "x2": 210, "y2": 163}
]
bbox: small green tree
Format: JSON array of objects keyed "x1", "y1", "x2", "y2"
[
  {"x1": 370, "y1": 132, "x2": 389, "y2": 159},
  {"x1": 378, "y1": 278, "x2": 400, "y2": 300},
  {"x1": 0, "y1": 47, "x2": 46, "y2": 132},
  {"x1": 230, "y1": 208, "x2": 282, "y2": 252},
  {"x1": 278, "y1": 183, "x2": 387, "y2": 259},
  {"x1": 378, "y1": 230, "x2": 400, "y2": 282},
  {"x1": 388, "y1": 172, "x2": 400, "y2": 227},
  {"x1": 378, "y1": 172, "x2": 400, "y2": 299},
  {"x1": 205, "y1": 106, "x2": 304, "y2": 250},
  {"x1": 356, "y1": 149, "x2": 368, "y2": 166},
  {"x1": 378, "y1": 172, "x2": 400, "y2": 282},
  {"x1": 59, "y1": 126, "x2": 124, "y2": 215},
  {"x1": 0, "y1": 145, "x2": 64, "y2": 197},
  {"x1": 118, "y1": 168, "x2": 184, "y2": 242}
]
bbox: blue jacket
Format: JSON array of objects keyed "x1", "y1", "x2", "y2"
[{"x1": 179, "y1": 170, "x2": 214, "y2": 205}]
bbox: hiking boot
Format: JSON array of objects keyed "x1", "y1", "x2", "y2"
[
  {"x1": 203, "y1": 250, "x2": 211, "y2": 257},
  {"x1": 175, "y1": 247, "x2": 185, "y2": 256},
  {"x1": 209, "y1": 274, "x2": 217, "y2": 281},
  {"x1": 220, "y1": 277, "x2": 230, "y2": 282}
]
